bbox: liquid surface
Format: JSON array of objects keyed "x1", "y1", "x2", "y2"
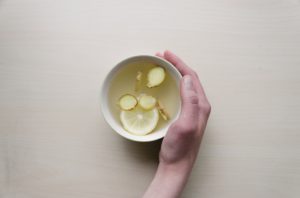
[{"x1": 108, "y1": 61, "x2": 180, "y2": 133}]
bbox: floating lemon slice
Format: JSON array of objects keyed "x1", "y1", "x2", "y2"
[{"x1": 120, "y1": 107, "x2": 159, "y2": 135}]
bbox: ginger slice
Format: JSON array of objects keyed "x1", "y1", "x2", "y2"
[
  {"x1": 135, "y1": 71, "x2": 143, "y2": 92},
  {"x1": 139, "y1": 95, "x2": 157, "y2": 110},
  {"x1": 118, "y1": 94, "x2": 138, "y2": 110},
  {"x1": 147, "y1": 67, "x2": 166, "y2": 88},
  {"x1": 156, "y1": 100, "x2": 170, "y2": 120}
]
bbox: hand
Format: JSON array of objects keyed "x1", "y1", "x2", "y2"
[
  {"x1": 143, "y1": 50, "x2": 211, "y2": 198},
  {"x1": 159, "y1": 50, "x2": 211, "y2": 170}
]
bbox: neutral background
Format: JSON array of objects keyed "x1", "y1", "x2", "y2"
[{"x1": 0, "y1": 0, "x2": 300, "y2": 197}]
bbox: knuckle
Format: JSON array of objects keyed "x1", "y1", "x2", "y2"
[
  {"x1": 188, "y1": 70, "x2": 199, "y2": 81},
  {"x1": 192, "y1": 71, "x2": 199, "y2": 79},
  {"x1": 188, "y1": 94, "x2": 199, "y2": 105},
  {"x1": 199, "y1": 102, "x2": 211, "y2": 115}
]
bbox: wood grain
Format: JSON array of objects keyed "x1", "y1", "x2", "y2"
[{"x1": 0, "y1": 0, "x2": 300, "y2": 197}]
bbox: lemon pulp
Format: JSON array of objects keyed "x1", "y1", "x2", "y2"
[{"x1": 120, "y1": 107, "x2": 159, "y2": 135}]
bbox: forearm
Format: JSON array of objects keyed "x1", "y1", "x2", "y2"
[{"x1": 143, "y1": 162, "x2": 192, "y2": 198}]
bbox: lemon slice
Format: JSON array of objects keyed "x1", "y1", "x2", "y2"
[{"x1": 120, "y1": 107, "x2": 159, "y2": 135}]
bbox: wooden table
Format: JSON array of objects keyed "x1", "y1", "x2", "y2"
[{"x1": 1, "y1": 0, "x2": 299, "y2": 197}]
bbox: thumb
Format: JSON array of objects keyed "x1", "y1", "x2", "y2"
[{"x1": 178, "y1": 75, "x2": 199, "y2": 126}]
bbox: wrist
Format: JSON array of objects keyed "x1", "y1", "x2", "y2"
[
  {"x1": 143, "y1": 162, "x2": 192, "y2": 198},
  {"x1": 157, "y1": 161, "x2": 192, "y2": 181}
]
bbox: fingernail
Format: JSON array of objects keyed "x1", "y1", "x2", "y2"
[{"x1": 184, "y1": 75, "x2": 193, "y2": 90}]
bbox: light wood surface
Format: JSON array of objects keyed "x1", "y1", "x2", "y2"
[{"x1": 1, "y1": 0, "x2": 300, "y2": 197}]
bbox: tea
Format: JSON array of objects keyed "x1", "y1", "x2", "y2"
[{"x1": 108, "y1": 61, "x2": 180, "y2": 134}]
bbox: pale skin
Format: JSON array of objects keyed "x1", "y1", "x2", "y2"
[{"x1": 143, "y1": 50, "x2": 211, "y2": 198}]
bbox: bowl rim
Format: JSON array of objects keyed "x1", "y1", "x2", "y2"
[{"x1": 100, "y1": 55, "x2": 182, "y2": 142}]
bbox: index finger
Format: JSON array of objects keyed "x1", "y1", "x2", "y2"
[{"x1": 162, "y1": 50, "x2": 208, "y2": 102}]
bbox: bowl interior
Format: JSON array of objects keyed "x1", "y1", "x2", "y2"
[{"x1": 101, "y1": 55, "x2": 181, "y2": 142}]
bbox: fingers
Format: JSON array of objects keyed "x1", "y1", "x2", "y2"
[
  {"x1": 156, "y1": 50, "x2": 209, "y2": 103},
  {"x1": 156, "y1": 51, "x2": 211, "y2": 141},
  {"x1": 163, "y1": 50, "x2": 194, "y2": 76},
  {"x1": 176, "y1": 75, "x2": 199, "y2": 132},
  {"x1": 164, "y1": 50, "x2": 206, "y2": 98}
]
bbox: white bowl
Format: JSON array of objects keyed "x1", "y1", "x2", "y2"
[{"x1": 101, "y1": 55, "x2": 182, "y2": 142}]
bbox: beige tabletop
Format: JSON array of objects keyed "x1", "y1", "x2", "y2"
[{"x1": 1, "y1": 0, "x2": 300, "y2": 197}]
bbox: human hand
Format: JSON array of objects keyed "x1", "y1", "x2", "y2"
[
  {"x1": 158, "y1": 50, "x2": 211, "y2": 170},
  {"x1": 143, "y1": 50, "x2": 211, "y2": 198}
]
